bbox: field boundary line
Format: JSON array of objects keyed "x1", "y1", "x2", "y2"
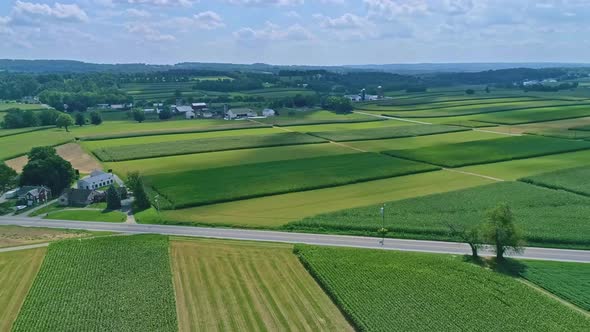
[
  {"x1": 248, "y1": 119, "x2": 294, "y2": 133},
  {"x1": 473, "y1": 128, "x2": 522, "y2": 136},
  {"x1": 353, "y1": 111, "x2": 432, "y2": 125},
  {"x1": 0, "y1": 242, "x2": 49, "y2": 253},
  {"x1": 516, "y1": 278, "x2": 590, "y2": 317},
  {"x1": 442, "y1": 168, "x2": 505, "y2": 182},
  {"x1": 329, "y1": 141, "x2": 368, "y2": 153}
]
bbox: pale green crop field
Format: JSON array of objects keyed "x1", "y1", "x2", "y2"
[
  {"x1": 459, "y1": 149, "x2": 590, "y2": 180},
  {"x1": 344, "y1": 130, "x2": 502, "y2": 152},
  {"x1": 81, "y1": 127, "x2": 282, "y2": 150},
  {"x1": 287, "y1": 119, "x2": 410, "y2": 132},
  {"x1": 0, "y1": 103, "x2": 48, "y2": 111},
  {"x1": 148, "y1": 170, "x2": 493, "y2": 227},
  {"x1": 106, "y1": 143, "x2": 356, "y2": 176},
  {"x1": 0, "y1": 129, "x2": 73, "y2": 160}
]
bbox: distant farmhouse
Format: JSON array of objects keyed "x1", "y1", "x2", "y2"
[
  {"x1": 96, "y1": 103, "x2": 133, "y2": 110},
  {"x1": 78, "y1": 170, "x2": 115, "y2": 190},
  {"x1": 226, "y1": 108, "x2": 257, "y2": 120},
  {"x1": 16, "y1": 186, "x2": 51, "y2": 206},
  {"x1": 263, "y1": 109, "x2": 276, "y2": 117}
]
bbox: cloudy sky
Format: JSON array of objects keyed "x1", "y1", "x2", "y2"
[{"x1": 0, "y1": 0, "x2": 588, "y2": 65}]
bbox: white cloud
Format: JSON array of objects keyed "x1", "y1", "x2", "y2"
[
  {"x1": 12, "y1": 1, "x2": 89, "y2": 23},
  {"x1": 315, "y1": 13, "x2": 370, "y2": 29},
  {"x1": 225, "y1": 0, "x2": 303, "y2": 6},
  {"x1": 126, "y1": 8, "x2": 151, "y2": 17},
  {"x1": 126, "y1": 22, "x2": 176, "y2": 41},
  {"x1": 234, "y1": 22, "x2": 313, "y2": 42},
  {"x1": 364, "y1": 0, "x2": 428, "y2": 19},
  {"x1": 193, "y1": 11, "x2": 225, "y2": 29},
  {"x1": 106, "y1": 0, "x2": 196, "y2": 6}
]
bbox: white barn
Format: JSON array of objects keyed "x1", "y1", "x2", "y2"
[
  {"x1": 262, "y1": 109, "x2": 276, "y2": 117},
  {"x1": 77, "y1": 170, "x2": 115, "y2": 190}
]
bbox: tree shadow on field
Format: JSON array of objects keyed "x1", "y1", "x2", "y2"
[{"x1": 489, "y1": 258, "x2": 528, "y2": 277}]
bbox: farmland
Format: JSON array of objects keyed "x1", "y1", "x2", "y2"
[
  {"x1": 295, "y1": 245, "x2": 590, "y2": 331},
  {"x1": 0, "y1": 225, "x2": 98, "y2": 248},
  {"x1": 93, "y1": 132, "x2": 326, "y2": 161},
  {"x1": 170, "y1": 238, "x2": 351, "y2": 331},
  {"x1": 0, "y1": 128, "x2": 72, "y2": 160},
  {"x1": 289, "y1": 181, "x2": 590, "y2": 248},
  {"x1": 0, "y1": 248, "x2": 46, "y2": 332},
  {"x1": 12, "y1": 235, "x2": 178, "y2": 331},
  {"x1": 308, "y1": 124, "x2": 468, "y2": 141},
  {"x1": 257, "y1": 109, "x2": 383, "y2": 126},
  {"x1": 0, "y1": 102, "x2": 47, "y2": 111},
  {"x1": 385, "y1": 135, "x2": 590, "y2": 168},
  {"x1": 45, "y1": 209, "x2": 127, "y2": 222},
  {"x1": 144, "y1": 153, "x2": 439, "y2": 209},
  {"x1": 518, "y1": 260, "x2": 590, "y2": 311},
  {"x1": 520, "y1": 166, "x2": 590, "y2": 196}
]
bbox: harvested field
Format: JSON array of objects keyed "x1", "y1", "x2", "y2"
[
  {"x1": 6, "y1": 143, "x2": 101, "y2": 173},
  {"x1": 0, "y1": 225, "x2": 96, "y2": 248}
]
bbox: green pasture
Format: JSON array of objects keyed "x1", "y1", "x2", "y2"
[
  {"x1": 518, "y1": 260, "x2": 590, "y2": 311},
  {"x1": 106, "y1": 143, "x2": 356, "y2": 177},
  {"x1": 286, "y1": 118, "x2": 409, "y2": 132},
  {"x1": 145, "y1": 153, "x2": 439, "y2": 209},
  {"x1": 141, "y1": 170, "x2": 492, "y2": 228},
  {"x1": 257, "y1": 109, "x2": 383, "y2": 126},
  {"x1": 12, "y1": 235, "x2": 177, "y2": 331},
  {"x1": 344, "y1": 130, "x2": 501, "y2": 152},
  {"x1": 0, "y1": 126, "x2": 53, "y2": 138},
  {"x1": 45, "y1": 209, "x2": 126, "y2": 223},
  {"x1": 290, "y1": 181, "x2": 590, "y2": 248},
  {"x1": 472, "y1": 104, "x2": 590, "y2": 125},
  {"x1": 0, "y1": 129, "x2": 72, "y2": 160},
  {"x1": 521, "y1": 166, "x2": 590, "y2": 196},
  {"x1": 459, "y1": 149, "x2": 590, "y2": 180},
  {"x1": 308, "y1": 124, "x2": 468, "y2": 142},
  {"x1": 0, "y1": 103, "x2": 48, "y2": 112},
  {"x1": 385, "y1": 135, "x2": 590, "y2": 168},
  {"x1": 296, "y1": 245, "x2": 590, "y2": 331},
  {"x1": 93, "y1": 131, "x2": 324, "y2": 161}
]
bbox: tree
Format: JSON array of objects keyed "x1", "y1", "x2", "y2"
[
  {"x1": 75, "y1": 112, "x2": 85, "y2": 126},
  {"x1": 90, "y1": 111, "x2": 102, "y2": 125},
  {"x1": 132, "y1": 109, "x2": 145, "y2": 123},
  {"x1": 448, "y1": 224, "x2": 482, "y2": 259},
  {"x1": 20, "y1": 146, "x2": 75, "y2": 194},
  {"x1": 55, "y1": 113, "x2": 74, "y2": 132},
  {"x1": 0, "y1": 162, "x2": 18, "y2": 193},
  {"x1": 485, "y1": 86, "x2": 491, "y2": 93},
  {"x1": 126, "y1": 171, "x2": 151, "y2": 210},
  {"x1": 323, "y1": 96, "x2": 353, "y2": 113},
  {"x1": 465, "y1": 89, "x2": 475, "y2": 95},
  {"x1": 158, "y1": 108, "x2": 172, "y2": 120},
  {"x1": 483, "y1": 203, "x2": 524, "y2": 260},
  {"x1": 106, "y1": 185, "x2": 122, "y2": 210}
]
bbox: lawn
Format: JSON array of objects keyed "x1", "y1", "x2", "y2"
[
  {"x1": 139, "y1": 170, "x2": 493, "y2": 227},
  {"x1": 170, "y1": 238, "x2": 352, "y2": 331},
  {"x1": 257, "y1": 109, "x2": 383, "y2": 126},
  {"x1": 145, "y1": 153, "x2": 439, "y2": 209},
  {"x1": 44, "y1": 209, "x2": 127, "y2": 222},
  {"x1": 0, "y1": 248, "x2": 46, "y2": 332},
  {"x1": 459, "y1": 149, "x2": 590, "y2": 180},
  {"x1": 518, "y1": 260, "x2": 590, "y2": 311},
  {"x1": 93, "y1": 132, "x2": 326, "y2": 161},
  {"x1": 308, "y1": 124, "x2": 468, "y2": 142},
  {"x1": 288, "y1": 181, "x2": 590, "y2": 248},
  {"x1": 344, "y1": 130, "x2": 500, "y2": 152},
  {"x1": 295, "y1": 245, "x2": 590, "y2": 331},
  {"x1": 12, "y1": 235, "x2": 177, "y2": 331},
  {"x1": 520, "y1": 166, "x2": 590, "y2": 196},
  {"x1": 385, "y1": 135, "x2": 590, "y2": 168},
  {"x1": 107, "y1": 143, "x2": 356, "y2": 177},
  {"x1": 0, "y1": 128, "x2": 73, "y2": 160},
  {"x1": 0, "y1": 225, "x2": 98, "y2": 248}
]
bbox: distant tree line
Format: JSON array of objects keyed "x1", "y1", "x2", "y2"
[{"x1": 522, "y1": 82, "x2": 578, "y2": 92}]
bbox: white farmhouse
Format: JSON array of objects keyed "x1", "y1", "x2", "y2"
[
  {"x1": 226, "y1": 108, "x2": 257, "y2": 119},
  {"x1": 78, "y1": 170, "x2": 115, "y2": 190},
  {"x1": 174, "y1": 105, "x2": 194, "y2": 114},
  {"x1": 262, "y1": 109, "x2": 276, "y2": 117},
  {"x1": 186, "y1": 110, "x2": 196, "y2": 119}
]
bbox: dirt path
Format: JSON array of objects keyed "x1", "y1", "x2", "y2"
[{"x1": 443, "y1": 168, "x2": 504, "y2": 182}]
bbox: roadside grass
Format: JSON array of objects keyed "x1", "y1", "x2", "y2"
[
  {"x1": 0, "y1": 128, "x2": 72, "y2": 160},
  {"x1": 170, "y1": 238, "x2": 352, "y2": 332},
  {"x1": 12, "y1": 235, "x2": 178, "y2": 331},
  {"x1": 29, "y1": 202, "x2": 64, "y2": 217},
  {"x1": 145, "y1": 153, "x2": 439, "y2": 209},
  {"x1": 384, "y1": 135, "x2": 590, "y2": 168},
  {"x1": 44, "y1": 209, "x2": 126, "y2": 223},
  {"x1": 517, "y1": 260, "x2": 590, "y2": 311},
  {"x1": 459, "y1": 149, "x2": 590, "y2": 180},
  {"x1": 308, "y1": 124, "x2": 467, "y2": 142},
  {"x1": 141, "y1": 170, "x2": 493, "y2": 228},
  {"x1": 343, "y1": 130, "x2": 500, "y2": 152},
  {"x1": 295, "y1": 245, "x2": 590, "y2": 331},
  {"x1": 0, "y1": 248, "x2": 46, "y2": 332},
  {"x1": 256, "y1": 109, "x2": 383, "y2": 126},
  {"x1": 287, "y1": 181, "x2": 590, "y2": 249},
  {"x1": 93, "y1": 132, "x2": 326, "y2": 161},
  {"x1": 520, "y1": 166, "x2": 590, "y2": 196},
  {"x1": 106, "y1": 143, "x2": 356, "y2": 177}
]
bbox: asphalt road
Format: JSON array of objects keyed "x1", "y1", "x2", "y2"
[{"x1": 1, "y1": 216, "x2": 588, "y2": 263}]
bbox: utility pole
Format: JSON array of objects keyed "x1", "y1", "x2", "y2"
[
  {"x1": 154, "y1": 194, "x2": 160, "y2": 215},
  {"x1": 379, "y1": 203, "x2": 385, "y2": 246}
]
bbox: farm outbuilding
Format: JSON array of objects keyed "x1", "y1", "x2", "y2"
[
  {"x1": 226, "y1": 108, "x2": 257, "y2": 119},
  {"x1": 78, "y1": 170, "x2": 115, "y2": 190}
]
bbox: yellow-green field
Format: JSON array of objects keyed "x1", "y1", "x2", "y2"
[
  {"x1": 0, "y1": 248, "x2": 46, "y2": 331},
  {"x1": 150, "y1": 170, "x2": 493, "y2": 227},
  {"x1": 170, "y1": 238, "x2": 352, "y2": 332},
  {"x1": 0, "y1": 225, "x2": 98, "y2": 248},
  {"x1": 286, "y1": 119, "x2": 410, "y2": 132},
  {"x1": 0, "y1": 128, "x2": 72, "y2": 160}
]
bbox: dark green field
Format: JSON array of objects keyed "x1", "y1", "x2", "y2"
[
  {"x1": 385, "y1": 135, "x2": 590, "y2": 167},
  {"x1": 308, "y1": 124, "x2": 468, "y2": 142},
  {"x1": 288, "y1": 181, "x2": 590, "y2": 248},
  {"x1": 521, "y1": 166, "x2": 590, "y2": 196},
  {"x1": 12, "y1": 235, "x2": 177, "y2": 331},
  {"x1": 295, "y1": 245, "x2": 590, "y2": 331},
  {"x1": 145, "y1": 153, "x2": 439, "y2": 209},
  {"x1": 93, "y1": 132, "x2": 325, "y2": 161}
]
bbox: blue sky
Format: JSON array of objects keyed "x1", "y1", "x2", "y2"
[{"x1": 0, "y1": 0, "x2": 588, "y2": 65}]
